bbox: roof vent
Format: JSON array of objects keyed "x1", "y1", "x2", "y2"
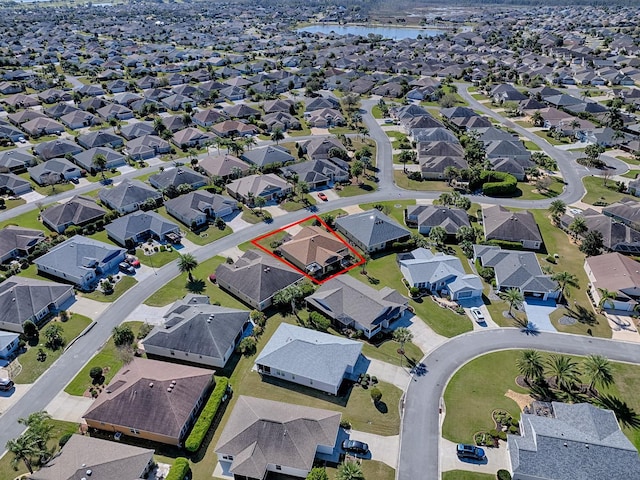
[
  {"x1": 585, "y1": 444, "x2": 589, "y2": 448},
  {"x1": 563, "y1": 442, "x2": 568, "y2": 447},
  {"x1": 167, "y1": 387, "x2": 172, "y2": 392},
  {"x1": 171, "y1": 380, "x2": 177, "y2": 385},
  {"x1": 86, "y1": 470, "x2": 92, "y2": 476},
  {"x1": 149, "y1": 382, "x2": 153, "y2": 388}
]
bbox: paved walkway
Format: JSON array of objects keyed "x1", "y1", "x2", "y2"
[
  {"x1": 349, "y1": 429, "x2": 399, "y2": 469},
  {"x1": 367, "y1": 358, "x2": 411, "y2": 390},
  {"x1": 45, "y1": 391, "x2": 93, "y2": 423},
  {"x1": 68, "y1": 297, "x2": 109, "y2": 319},
  {"x1": 440, "y1": 438, "x2": 510, "y2": 476}
]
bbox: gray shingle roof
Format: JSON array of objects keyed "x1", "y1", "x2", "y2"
[
  {"x1": 148, "y1": 166, "x2": 207, "y2": 190},
  {"x1": 31, "y1": 434, "x2": 154, "y2": 480},
  {"x1": 406, "y1": 205, "x2": 470, "y2": 234},
  {"x1": 241, "y1": 145, "x2": 294, "y2": 167},
  {"x1": 165, "y1": 190, "x2": 237, "y2": 223},
  {"x1": 98, "y1": 179, "x2": 162, "y2": 211},
  {"x1": 105, "y1": 211, "x2": 180, "y2": 246},
  {"x1": 0, "y1": 276, "x2": 74, "y2": 331},
  {"x1": 0, "y1": 225, "x2": 45, "y2": 259},
  {"x1": 255, "y1": 323, "x2": 362, "y2": 388},
  {"x1": 215, "y1": 396, "x2": 340, "y2": 479},
  {"x1": 215, "y1": 250, "x2": 303, "y2": 306},
  {"x1": 508, "y1": 402, "x2": 640, "y2": 480},
  {"x1": 335, "y1": 209, "x2": 411, "y2": 250},
  {"x1": 307, "y1": 275, "x2": 408, "y2": 330},
  {"x1": 142, "y1": 294, "x2": 249, "y2": 363},
  {"x1": 483, "y1": 205, "x2": 543, "y2": 244},
  {"x1": 41, "y1": 195, "x2": 106, "y2": 232}
]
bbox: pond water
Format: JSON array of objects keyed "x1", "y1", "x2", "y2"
[{"x1": 297, "y1": 24, "x2": 446, "y2": 40}]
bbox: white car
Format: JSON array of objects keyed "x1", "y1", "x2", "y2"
[{"x1": 471, "y1": 307, "x2": 485, "y2": 323}]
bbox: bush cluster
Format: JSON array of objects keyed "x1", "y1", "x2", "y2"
[
  {"x1": 165, "y1": 457, "x2": 190, "y2": 480},
  {"x1": 184, "y1": 377, "x2": 229, "y2": 452},
  {"x1": 478, "y1": 171, "x2": 517, "y2": 196}
]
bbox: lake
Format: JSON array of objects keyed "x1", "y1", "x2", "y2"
[{"x1": 297, "y1": 24, "x2": 446, "y2": 40}]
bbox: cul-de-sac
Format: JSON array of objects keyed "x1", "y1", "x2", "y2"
[{"x1": 0, "y1": 1, "x2": 639, "y2": 479}]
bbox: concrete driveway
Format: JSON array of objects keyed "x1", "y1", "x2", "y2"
[
  {"x1": 45, "y1": 391, "x2": 93, "y2": 423},
  {"x1": 440, "y1": 438, "x2": 511, "y2": 475},
  {"x1": 68, "y1": 297, "x2": 109, "y2": 319},
  {"x1": 523, "y1": 299, "x2": 557, "y2": 332},
  {"x1": 348, "y1": 429, "x2": 399, "y2": 469}
]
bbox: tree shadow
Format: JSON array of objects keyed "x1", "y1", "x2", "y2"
[
  {"x1": 563, "y1": 304, "x2": 598, "y2": 326},
  {"x1": 596, "y1": 394, "x2": 640, "y2": 429},
  {"x1": 186, "y1": 279, "x2": 206, "y2": 294},
  {"x1": 374, "y1": 401, "x2": 388, "y2": 414}
]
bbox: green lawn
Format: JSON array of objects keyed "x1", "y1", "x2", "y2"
[
  {"x1": 2, "y1": 197, "x2": 26, "y2": 211},
  {"x1": 65, "y1": 321, "x2": 144, "y2": 396},
  {"x1": 287, "y1": 122, "x2": 312, "y2": 137},
  {"x1": 327, "y1": 461, "x2": 395, "y2": 480},
  {"x1": 371, "y1": 105, "x2": 384, "y2": 119},
  {"x1": 581, "y1": 176, "x2": 627, "y2": 206},
  {"x1": 328, "y1": 126, "x2": 357, "y2": 135},
  {"x1": 619, "y1": 155, "x2": 640, "y2": 166},
  {"x1": 359, "y1": 199, "x2": 416, "y2": 226},
  {"x1": 336, "y1": 178, "x2": 378, "y2": 197},
  {"x1": 443, "y1": 350, "x2": 640, "y2": 449},
  {"x1": 0, "y1": 420, "x2": 79, "y2": 480},
  {"x1": 394, "y1": 171, "x2": 453, "y2": 192},
  {"x1": 144, "y1": 256, "x2": 243, "y2": 307},
  {"x1": 349, "y1": 253, "x2": 473, "y2": 337},
  {"x1": 17, "y1": 172, "x2": 76, "y2": 196},
  {"x1": 621, "y1": 170, "x2": 640, "y2": 179},
  {"x1": 360, "y1": 335, "x2": 424, "y2": 366},
  {"x1": 14, "y1": 314, "x2": 93, "y2": 384},
  {"x1": 135, "y1": 247, "x2": 179, "y2": 268},
  {"x1": 523, "y1": 140, "x2": 541, "y2": 151},
  {"x1": 533, "y1": 130, "x2": 572, "y2": 146},
  {"x1": 0, "y1": 209, "x2": 47, "y2": 231},
  {"x1": 514, "y1": 177, "x2": 564, "y2": 200},
  {"x1": 241, "y1": 208, "x2": 266, "y2": 224},
  {"x1": 81, "y1": 275, "x2": 137, "y2": 302},
  {"x1": 279, "y1": 194, "x2": 316, "y2": 212},
  {"x1": 442, "y1": 470, "x2": 496, "y2": 480}
]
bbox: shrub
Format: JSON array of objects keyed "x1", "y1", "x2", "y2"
[
  {"x1": 370, "y1": 387, "x2": 382, "y2": 403},
  {"x1": 237, "y1": 336, "x2": 257, "y2": 356},
  {"x1": 137, "y1": 323, "x2": 153, "y2": 339},
  {"x1": 479, "y1": 171, "x2": 517, "y2": 196},
  {"x1": 509, "y1": 425, "x2": 518, "y2": 434},
  {"x1": 184, "y1": 378, "x2": 229, "y2": 452},
  {"x1": 497, "y1": 470, "x2": 512, "y2": 480},
  {"x1": 89, "y1": 366, "x2": 103, "y2": 381},
  {"x1": 409, "y1": 286, "x2": 420, "y2": 297},
  {"x1": 371, "y1": 376, "x2": 378, "y2": 384},
  {"x1": 340, "y1": 419, "x2": 352, "y2": 429},
  {"x1": 165, "y1": 457, "x2": 190, "y2": 480},
  {"x1": 58, "y1": 432, "x2": 73, "y2": 448}
]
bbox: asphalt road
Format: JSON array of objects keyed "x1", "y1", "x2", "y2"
[
  {"x1": 0, "y1": 91, "x2": 636, "y2": 478},
  {"x1": 398, "y1": 329, "x2": 640, "y2": 480}
]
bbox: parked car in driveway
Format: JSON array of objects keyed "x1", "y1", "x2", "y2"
[
  {"x1": 342, "y1": 439, "x2": 369, "y2": 455},
  {"x1": 317, "y1": 192, "x2": 328, "y2": 201},
  {"x1": 457, "y1": 443, "x2": 484, "y2": 460},
  {"x1": 0, "y1": 378, "x2": 14, "y2": 391},
  {"x1": 471, "y1": 307, "x2": 485, "y2": 323},
  {"x1": 118, "y1": 262, "x2": 135, "y2": 274}
]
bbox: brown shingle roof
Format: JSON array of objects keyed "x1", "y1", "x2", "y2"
[{"x1": 279, "y1": 226, "x2": 348, "y2": 269}]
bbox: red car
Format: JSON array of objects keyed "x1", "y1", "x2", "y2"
[{"x1": 317, "y1": 192, "x2": 328, "y2": 201}]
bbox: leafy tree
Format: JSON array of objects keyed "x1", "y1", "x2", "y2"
[
  {"x1": 460, "y1": 240, "x2": 474, "y2": 258},
  {"x1": 579, "y1": 230, "x2": 604, "y2": 257},
  {"x1": 336, "y1": 461, "x2": 365, "y2": 480},
  {"x1": 551, "y1": 271, "x2": 579, "y2": 304},
  {"x1": 306, "y1": 467, "x2": 329, "y2": 480},
  {"x1": 583, "y1": 354, "x2": 614, "y2": 392},
  {"x1": 547, "y1": 354, "x2": 581, "y2": 393},
  {"x1": 350, "y1": 160, "x2": 364, "y2": 183},
  {"x1": 370, "y1": 387, "x2": 382, "y2": 403},
  {"x1": 499, "y1": 288, "x2": 524, "y2": 316},
  {"x1": 177, "y1": 253, "x2": 199, "y2": 281},
  {"x1": 517, "y1": 350, "x2": 545, "y2": 384},
  {"x1": 308, "y1": 311, "x2": 331, "y2": 331},
  {"x1": 238, "y1": 336, "x2": 257, "y2": 356},
  {"x1": 43, "y1": 323, "x2": 64, "y2": 350},
  {"x1": 23, "y1": 320, "x2": 38, "y2": 339},
  {"x1": 428, "y1": 226, "x2": 447, "y2": 248},
  {"x1": 456, "y1": 225, "x2": 477, "y2": 244},
  {"x1": 89, "y1": 366, "x2": 103, "y2": 381},
  {"x1": 584, "y1": 144, "x2": 605, "y2": 167},
  {"x1": 112, "y1": 324, "x2": 135, "y2": 347}
]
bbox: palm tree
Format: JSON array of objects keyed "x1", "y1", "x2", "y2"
[
  {"x1": 597, "y1": 288, "x2": 617, "y2": 311},
  {"x1": 273, "y1": 284, "x2": 303, "y2": 315},
  {"x1": 551, "y1": 271, "x2": 579, "y2": 304},
  {"x1": 547, "y1": 354, "x2": 581, "y2": 393},
  {"x1": 569, "y1": 216, "x2": 587, "y2": 239},
  {"x1": 399, "y1": 150, "x2": 414, "y2": 173},
  {"x1": 177, "y1": 253, "x2": 198, "y2": 282},
  {"x1": 530, "y1": 110, "x2": 543, "y2": 127},
  {"x1": 92, "y1": 153, "x2": 108, "y2": 180},
  {"x1": 254, "y1": 195, "x2": 266, "y2": 213},
  {"x1": 392, "y1": 327, "x2": 414, "y2": 365},
  {"x1": 517, "y1": 349, "x2": 545, "y2": 384},
  {"x1": 243, "y1": 135, "x2": 257, "y2": 150},
  {"x1": 6, "y1": 435, "x2": 39, "y2": 474},
  {"x1": 499, "y1": 288, "x2": 524, "y2": 317},
  {"x1": 548, "y1": 199, "x2": 566, "y2": 219},
  {"x1": 336, "y1": 461, "x2": 365, "y2": 480},
  {"x1": 583, "y1": 354, "x2": 614, "y2": 393},
  {"x1": 270, "y1": 128, "x2": 285, "y2": 145},
  {"x1": 570, "y1": 119, "x2": 581, "y2": 139}
]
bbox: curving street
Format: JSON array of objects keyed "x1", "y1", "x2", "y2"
[{"x1": 0, "y1": 88, "x2": 638, "y2": 480}]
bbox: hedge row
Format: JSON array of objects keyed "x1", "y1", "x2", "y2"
[
  {"x1": 479, "y1": 171, "x2": 517, "y2": 196},
  {"x1": 184, "y1": 377, "x2": 229, "y2": 452},
  {"x1": 166, "y1": 457, "x2": 190, "y2": 480}
]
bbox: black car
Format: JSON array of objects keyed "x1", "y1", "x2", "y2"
[
  {"x1": 456, "y1": 444, "x2": 485, "y2": 460},
  {"x1": 342, "y1": 439, "x2": 369, "y2": 455},
  {"x1": 0, "y1": 378, "x2": 14, "y2": 391}
]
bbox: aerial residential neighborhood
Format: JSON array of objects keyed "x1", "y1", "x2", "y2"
[{"x1": 0, "y1": 1, "x2": 640, "y2": 480}]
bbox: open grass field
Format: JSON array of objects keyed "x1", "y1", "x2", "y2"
[
  {"x1": 394, "y1": 171, "x2": 453, "y2": 192},
  {"x1": 581, "y1": 176, "x2": 627, "y2": 205}
]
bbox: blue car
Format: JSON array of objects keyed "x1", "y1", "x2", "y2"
[{"x1": 456, "y1": 444, "x2": 485, "y2": 460}]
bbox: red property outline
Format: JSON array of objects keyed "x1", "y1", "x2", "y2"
[{"x1": 250, "y1": 215, "x2": 365, "y2": 285}]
